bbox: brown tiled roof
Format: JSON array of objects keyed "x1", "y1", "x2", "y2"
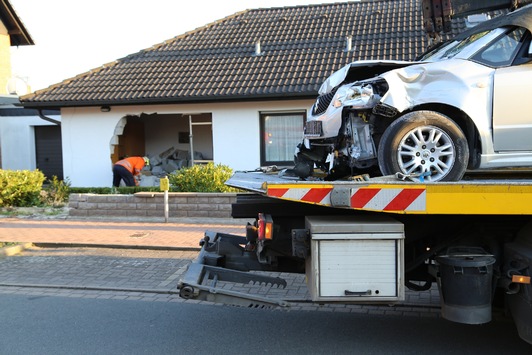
[{"x1": 20, "y1": 0, "x2": 465, "y2": 109}]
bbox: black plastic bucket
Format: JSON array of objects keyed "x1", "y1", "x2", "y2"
[{"x1": 436, "y1": 247, "x2": 496, "y2": 324}]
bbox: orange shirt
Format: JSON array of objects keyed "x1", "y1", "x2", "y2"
[{"x1": 115, "y1": 157, "x2": 145, "y2": 176}]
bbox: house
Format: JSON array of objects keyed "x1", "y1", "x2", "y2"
[
  {"x1": 0, "y1": 0, "x2": 62, "y2": 179},
  {"x1": 19, "y1": 0, "x2": 466, "y2": 187}
]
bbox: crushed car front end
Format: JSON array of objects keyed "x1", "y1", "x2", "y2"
[{"x1": 295, "y1": 61, "x2": 411, "y2": 179}]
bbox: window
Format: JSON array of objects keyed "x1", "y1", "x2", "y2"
[
  {"x1": 260, "y1": 111, "x2": 305, "y2": 166},
  {"x1": 473, "y1": 27, "x2": 527, "y2": 67},
  {"x1": 419, "y1": 30, "x2": 492, "y2": 62}
]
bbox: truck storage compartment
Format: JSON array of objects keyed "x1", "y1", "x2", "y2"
[
  {"x1": 435, "y1": 247, "x2": 496, "y2": 324},
  {"x1": 305, "y1": 215, "x2": 404, "y2": 303}
]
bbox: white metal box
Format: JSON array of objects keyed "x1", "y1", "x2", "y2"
[{"x1": 305, "y1": 215, "x2": 404, "y2": 303}]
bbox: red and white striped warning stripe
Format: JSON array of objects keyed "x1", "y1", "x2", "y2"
[
  {"x1": 267, "y1": 186, "x2": 426, "y2": 212},
  {"x1": 350, "y1": 187, "x2": 426, "y2": 212},
  {"x1": 268, "y1": 187, "x2": 333, "y2": 205}
]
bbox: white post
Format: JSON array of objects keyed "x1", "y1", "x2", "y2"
[
  {"x1": 164, "y1": 190, "x2": 169, "y2": 223},
  {"x1": 188, "y1": 114, "x2": 194, "y2": 166},
  {"x1": 160, "y1": 176, "x2": 170, "y2": 223}
]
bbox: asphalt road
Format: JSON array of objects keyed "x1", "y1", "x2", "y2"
[
  {"x1": 1, "y1": 293, "x2": 530, "y2": 355},
  {"x1": 0, "y1": 246, "x2": 530, "y2": 353}
]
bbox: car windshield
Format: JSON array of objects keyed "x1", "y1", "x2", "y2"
[{"x1": 419, "y1": 28, "x2": 506, "y2": 62}]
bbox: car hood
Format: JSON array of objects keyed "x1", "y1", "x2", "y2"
[
  {"x1": 380, "y1": 58, "x2": 494, "y2": 115},
  {"x1": 318, "y1": 60, "x2": 414, "y2": 95}
]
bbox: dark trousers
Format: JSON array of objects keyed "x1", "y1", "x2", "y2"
[{"x1": 112, "y1": 164, "x2": 135, "y2": 187}]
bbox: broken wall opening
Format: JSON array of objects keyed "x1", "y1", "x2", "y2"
[
  {"x1": 110, "y1": 115, "x2": 145, "y2": 163},
  {"x1": 109, "y1": 112, "x2": 213, "y2": 186}
]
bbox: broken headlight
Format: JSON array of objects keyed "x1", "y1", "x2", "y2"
[{"x1": 333, "y1": 83, "x2": 380, "y2": 109}]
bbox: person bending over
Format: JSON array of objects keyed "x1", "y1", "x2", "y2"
[{"x1": 112, "y1": 156, "x2": 149, "y2": 187}]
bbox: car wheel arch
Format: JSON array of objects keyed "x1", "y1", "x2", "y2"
[
  {"x1": 399, "y1": 104, "x2": 481, "y2": 169},
  {"x1": 377, "y1": 109, "x2": 471, "y2": 181}
]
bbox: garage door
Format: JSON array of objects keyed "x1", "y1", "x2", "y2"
[{"x1": 35, "y1": 126, "x2": 63, "y2": 180}]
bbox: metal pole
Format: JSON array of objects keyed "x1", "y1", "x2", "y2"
[
  {"x1": 188, "y1": 114, "x2": 194, "y2": 166},
  {"x1": 164, "y1": 190, "x2": 169, "y2": 223}
]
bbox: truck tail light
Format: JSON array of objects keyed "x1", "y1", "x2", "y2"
[
  {"x1": 257, "y1": 213, "x2": 273, "y2": 241},
  {"x1": 512, "y1": 275, "x2": 531, "y2": 284}
]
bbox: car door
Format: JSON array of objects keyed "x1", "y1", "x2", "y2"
[
  {"x1": 492, "y1": 63, "x2": 532, "y2": 151},
  {"x1": 493, "y1": 64, "x2": 532, "y2": 152},
  {"x1": 484, "y1": 27, "x2": 532, "y2": 151}
]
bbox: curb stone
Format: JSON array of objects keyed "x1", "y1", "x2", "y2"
[{"x1": 32, "y1": 242, "x2": 201, "y2": 252}]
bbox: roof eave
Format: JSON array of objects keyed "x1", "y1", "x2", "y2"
[
  {"x1": 19, "y1": 92, "x2": 318, "y2": 110},
  {"x1": 0, "y1": 0, "x2": 34, "y2": 46}
]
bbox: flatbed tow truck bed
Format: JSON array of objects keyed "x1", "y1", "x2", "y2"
[{"x1": 227, "y1": 170, "x2": 532, "y2": 215}]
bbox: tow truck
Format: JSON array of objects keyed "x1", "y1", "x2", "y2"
[{"x1": 178, "y1": 1, "x2": 532, "y2": 345}]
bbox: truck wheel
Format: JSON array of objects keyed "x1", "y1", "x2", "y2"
[{"x1": 378, "y1": 111, "x2": 469, "y2": 182}]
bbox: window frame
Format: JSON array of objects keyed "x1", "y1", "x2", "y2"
[{"x1": 259, "y1": 110, "x2": 306, "y2": 167}]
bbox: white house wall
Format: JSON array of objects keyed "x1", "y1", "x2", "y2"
[
  {"x1": 0, "y1": 114, "x2": 60, "y2": 170},
  {"x1": 213, "y1": 100, "x2": 312, "y2": 171},
  {"x1": 61, "y1": 100, "x2": 313, "y2": 187}
]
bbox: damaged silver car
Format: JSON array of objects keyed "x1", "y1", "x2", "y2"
[{"x1": 296, "y1": 6, "x2": 532, "y2": 181}]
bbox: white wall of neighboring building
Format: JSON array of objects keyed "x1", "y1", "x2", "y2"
[
  {"x1": 0, "y1": 112, "x2": 61, "y2": 170},
  {"x1": 61, "y1": 99, "x2": 313, "y2": 187}
]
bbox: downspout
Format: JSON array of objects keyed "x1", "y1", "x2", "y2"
[{"x1": 38, "y1": 109, "x2": 61, "y2": 126}]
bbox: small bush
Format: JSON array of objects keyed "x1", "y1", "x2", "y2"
[
  {"x1": 40, "y1": 176, "x2": 71, "y2": 207},
  {"x1": 169, "y1": 163, "x2": 238, "y2": 192},
  {"x1": 0, "y1": 170, "x2": 46, "y2": 207},
  {"x1": 69, "y1": 186, "x2": 164, "y2": 194}
]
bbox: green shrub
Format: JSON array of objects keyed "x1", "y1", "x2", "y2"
[
  {"x1": 40, "y1": 176, "x2": 71, "y2": 207},
  {"x1": 69, "y1": 186, "x2": 165, "y2": 194},
  {"x1": 0, "y1": 170, "x2": 46, "y2": 207},
  {"x1": 169, "y1": 163, "x2": 238, "y2": 192},
  {"x1": 69, "y1": 187, "x2": 114, "y2": 194}
]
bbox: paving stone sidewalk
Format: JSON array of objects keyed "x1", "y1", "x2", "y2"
[{"x1": 0, "y1": 217, "x2": 248, "y2": 250}]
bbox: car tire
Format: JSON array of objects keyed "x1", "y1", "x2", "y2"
[{"x1": 378, "y1": 111, "x2": 469, "y2": 182}]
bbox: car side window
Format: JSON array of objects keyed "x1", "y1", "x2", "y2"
[{"x1": 473, "y1": 27, "x2": 527, "y2": 67}]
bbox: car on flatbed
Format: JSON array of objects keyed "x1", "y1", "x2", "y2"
[{"x1": 296, "y1": 5, "x2": 532, "y2": 182}]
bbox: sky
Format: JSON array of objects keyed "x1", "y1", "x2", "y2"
[{"x1": 9, "y1": 0, "x2": 348, "y2": 92}]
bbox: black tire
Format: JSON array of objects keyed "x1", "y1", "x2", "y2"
[{"x1": 378, "y1": 111, "x2": 469, "y2": 182}]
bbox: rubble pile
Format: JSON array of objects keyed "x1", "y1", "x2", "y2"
[{"x1": 138, "y1": 146, "x2": 204, "y2": 187}]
